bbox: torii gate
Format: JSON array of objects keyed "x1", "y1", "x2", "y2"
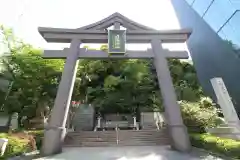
[{"x1": 38, "y1": 12, "x2": 192, "y2": 156}]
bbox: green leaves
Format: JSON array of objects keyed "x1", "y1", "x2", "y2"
[
  {"x1": 190, "y1": 133, "x2": 240, "y2": 159},
  {"x1": 0, "y1": 25, "x2": 64, "y2": 118},
  {"x1": 75, "y1": 45, "x2": 203, "y2": 114},
  {"x1": 104, "y1": 75, "x2": 121, "y2": 90},
  {"x1": 180, "y1": 101, "x2": 218, "y2": 133}
]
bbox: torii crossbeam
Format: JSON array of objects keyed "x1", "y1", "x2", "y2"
[
  {"x1": 39, "y1": 12, "x2": 192, "y2": 156},
  {"x1": 43, "y1": 48, "x2": 189, "y2": 59}
]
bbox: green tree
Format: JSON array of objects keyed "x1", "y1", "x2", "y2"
[
  {"x1": 0, "y1": 25, "x2": 64, "y2": 122},
  {"x1": 225, "y1": 40, "x2": 240, "y2": 57},
  {"x1": 76, "y1": 45, "x2": 202, "y2": 114}
]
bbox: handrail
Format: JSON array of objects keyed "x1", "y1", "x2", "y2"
[{"x1": 115, "y1": 124, "x2": 119, "y2": 145}]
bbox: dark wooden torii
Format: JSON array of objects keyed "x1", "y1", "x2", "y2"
[{"x1": 38, "y1": 12, "x2": 192, "y2": 156}]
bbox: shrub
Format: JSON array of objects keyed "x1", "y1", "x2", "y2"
[
  {"x1": 190, "y1": 133, "x2": 240, "y2": 159},
  {"x1": 200, "y1": 97, "x2": 214, "y2": 109},
  {"x1": 0, "y1": 133, "x2": 33, "y2": 159},
  {"x1": 27, "y1": 130, "x2": 44, "y2": 150},
  {"x1": 180, "y1": 101, "x2": 218, "y2": 133}
]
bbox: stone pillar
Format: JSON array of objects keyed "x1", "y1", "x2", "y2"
[
  {"x1": 210, "y1": 78, "x2": 240, "y2": 139},
  {"x1": 10, "y1": 112, "x2": 18, "y2": 130},
  {"x1": 211, "y1": 78, "x2": 240, "y2": 126},
  {"x1": 151, "y1": 39, "x2": 191, "y2": 152},
  {"x1": 41, "y1": 39, "x2": 81, "y2": 156},
  {"x1": 97, "y1": 117, "x2": 101, "y2": 128},
  {"x1": 0, "y1": 138, "x2": 8, "y2": 156}
]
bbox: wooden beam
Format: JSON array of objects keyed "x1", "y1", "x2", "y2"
[
  {"x1": 39, "y1": 28, "x2": 191, "y2": 43},
  {"x1": 165, "y1": 50, "x2": 189, "y2": 59},
  {"x1": 38, "y1": 27, "x2": 192, "y2": 35},
  {"x1": 43, "y1": 48, "x2": 189, "y2": 59},
  {"x1": 43, "y1": 49, "x2": 154, "y2": 59},
  {"x1": 42, "y1": 33, "x2": 189, "y2": 43}
]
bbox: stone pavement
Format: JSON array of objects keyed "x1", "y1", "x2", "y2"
[{"x1": 35, "y1": 146, "x2": 226, "y2": 160}]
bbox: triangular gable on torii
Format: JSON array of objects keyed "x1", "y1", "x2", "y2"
[
  {"x1": 38, "y1": 12, "x2": 191, "y2": 43},
  {"x1": 77, "y1": 12, "x2": 155, "y2": 31}
]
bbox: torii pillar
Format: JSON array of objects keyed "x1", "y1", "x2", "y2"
[
  {"x1": 41, "y1": 39, "x2": 81, "y2": 155},
  {"x1": 152, "y1": 39, "x2": 191, "y2": 151},
  {"x1": 38, "y1": 12, "x2": 192, "y2": 156}
]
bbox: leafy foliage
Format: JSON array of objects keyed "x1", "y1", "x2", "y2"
[
  {"x1": 190, "y1": 133, "x2": 240, "y2": 159},
  {"x1": 0, "y1": 26, "x2": 64, "y2": 120},
  {"x1": 0, "y1": 133, "x2": 34, "y2": 159},
  {"x1": 180, "y1": 101, "x2": 219, "y2": 133},
  {"x1": 76, "y1": 56, "x2": 202, "y2": 114},
  {"x1": 27, "y1": 130, "x2": 44, "y2": 150}
]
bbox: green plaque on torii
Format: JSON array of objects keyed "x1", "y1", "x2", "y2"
[{"x1": 108, "y1": 30, "x2": 126, "y2": 55}]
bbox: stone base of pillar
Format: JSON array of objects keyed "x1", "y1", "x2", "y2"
[
  {"x1": 207, "y1": 125, "x2": 240, "y2": 140},
  {"x1": 41, "y1": 126, "x2": 66, "y2": 156},
  {"x1": 168, "y1": 125, "x2": 191, "y2": 152}
]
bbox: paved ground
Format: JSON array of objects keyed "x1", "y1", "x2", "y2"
[{"x1": 35, "y1": 146, "x2": 225, "y2": 160}]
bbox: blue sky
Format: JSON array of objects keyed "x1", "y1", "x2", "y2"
[{"x1": 187, "y1": 0, "x2": 240, "y2": 46}]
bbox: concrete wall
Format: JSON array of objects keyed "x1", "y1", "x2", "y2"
[
  {"x1": 170, "y1": 0, "x2": 240, "y2": 116},
  {"x1": 0, "y1": 116, "x2": 8, "y2": 126}
]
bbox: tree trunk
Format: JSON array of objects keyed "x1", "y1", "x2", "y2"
[{"x1": 6, "y1": 113, "x2": 12, "y2": 128}]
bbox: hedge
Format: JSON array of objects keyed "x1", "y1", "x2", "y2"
[
  {"x1": 0, "y1": 133, "x2": 33, "y2": 159},
  {"x1": 190, "y1": 133, "x2": 240, "y2": 159},
  {"x1": 27, "y1": 130, "x2": 44, "y2": 150},
  {"x1": 180, "y1": 101, "x2": 219, "y2": 133}
]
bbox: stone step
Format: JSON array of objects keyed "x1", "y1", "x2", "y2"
[
  {"x1": 73, "y1": 134, "x2": 116, "y2": 137},
  {"x1": 142, "y1": 127, "x2": 157, "y2": 129},
  {"x1": 70, "y1": 132, "x2": 116, "y2": 135},
  {"x1": 65, "y1": 142, "x2": 117, "y2": 147},
  {"x1": 118, "y1": 136, "x2": 168, "y2": 139},
  {"x1": 118, "y1": 135, "x2": 168, "y2": 139},
  {"x1": 118, "y1": 140, "x2": 169, "y2": 144},
  {"x1": 67, "y1": 131, "x2": 116, "y2": 135},
  {"x1": 64, "y1": 140, "x2": 168, "y2": 147},
  {"x1": 119, "y1": 138, "x2": 170, "y2": 143},
  {"x1": 67, "y1": 131, "x2": 167, "y2": 139},
  {"x1": 118, "y1": 137, "x2": 169, "y2": 141},
  {"x1": 118, "y1": 141, "x2": 169, "y2": 146},
  {"x1": 73, "y1": 137, "x2": 116, "y2": 140},
  {"x1": 66, "y1": 136, "x2": 116, "y2": 139},
  {"x1": 73, "y1": 136, "x2": 166, "y2": 141},
  {"x1": 64, "y1": 137, "x2": 169, "y2": 142},
  {"x1": 118, "y1": 130, "x2": 167, "y2": 134},
  {"x1": 68, "y1": 130, "x2": 167, "y2": 135}
]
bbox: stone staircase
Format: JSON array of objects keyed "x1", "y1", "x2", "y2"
[
  {"x1": 64, "y1": 129, "x2": 170, "y2": 147},
  {"x1": 141, "y1": 123, "x2": 157, "y2": 130},
  {"x1": 64, "y1": 131, "x2": 117, "y2": 147},
  {"x1": 118, "y1": 129, "x2": 170, "y2": 146}
]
